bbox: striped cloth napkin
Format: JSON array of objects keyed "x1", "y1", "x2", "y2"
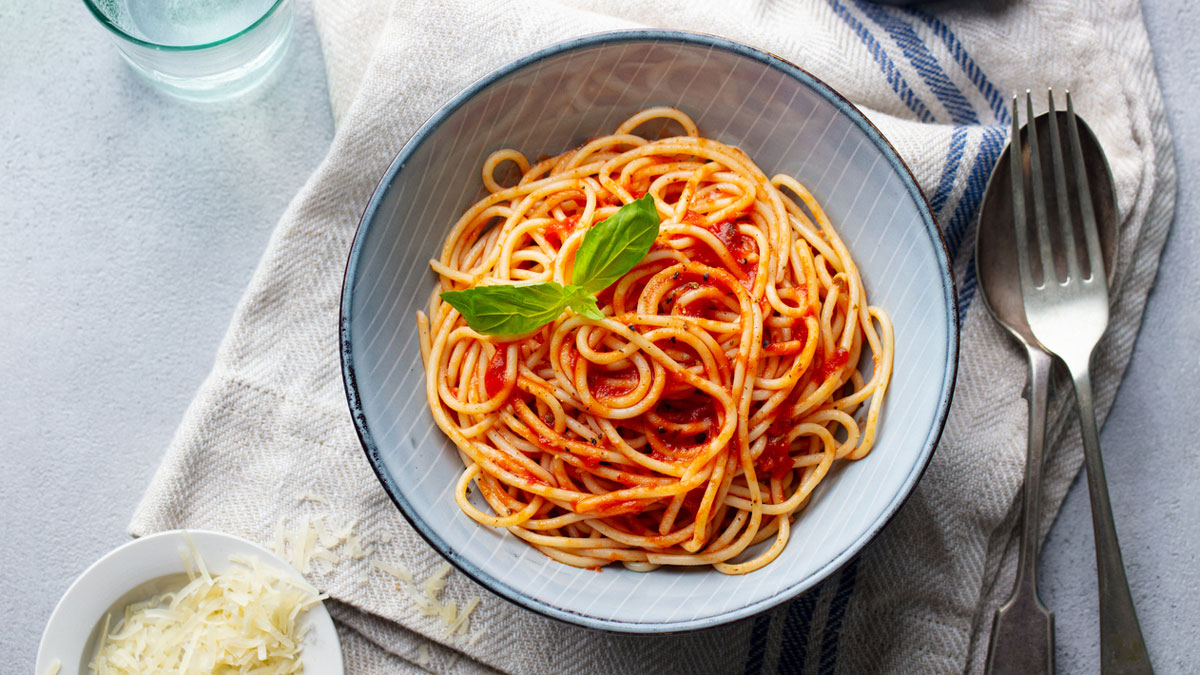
[{"x1": 131, "y1": 0, "x2": 1175, "y2": 672}]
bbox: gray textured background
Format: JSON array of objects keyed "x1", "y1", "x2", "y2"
[{"x1": 2, "y1": 1, "x2": 1196, "y2": 672}]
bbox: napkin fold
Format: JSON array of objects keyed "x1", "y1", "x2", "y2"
[{"x1": 131, "y1": 0, "x2": 1176, "y2": 672}]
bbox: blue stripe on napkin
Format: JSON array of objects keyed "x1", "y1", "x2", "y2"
[
  {"x1": 930, "y1": 126, "x2": 970, "y2": 215},
  {"x1": 739, "y1": 5, "x2": 1008, "y2": 672},
  {"x1": 852, "y1": 0, "x2": 980, "y2": 125},
  {"x1": 825, "y1": 0, "x2": 934, "y2": 123},
  {"x1": 905, "y1": 8, "x2": 1010, "y2": 125},
  {"x1": 744, "y1": 611, "x2": 774, "y2": 674},
  {"x1": 945, "y1": 125, "x2": 1008, "y2": 317},
  {"x1": 775, "y1": 583, "x2": 819, "y2": 674},
  {"x1": 817, "y1": 558, "x2": 859, "y2": 674}
]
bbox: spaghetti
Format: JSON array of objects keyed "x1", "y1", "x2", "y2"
[{"x1": 417, "y1": 107, "x2": 893, "y2": 574}]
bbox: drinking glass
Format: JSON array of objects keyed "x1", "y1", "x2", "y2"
[{"x1": 82, "y1": 0, "x2": 294, "y2": 101}]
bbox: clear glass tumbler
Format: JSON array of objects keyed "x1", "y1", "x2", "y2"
[{"x1": 82, "y1": 0, "x2": 295, "y2": 102}]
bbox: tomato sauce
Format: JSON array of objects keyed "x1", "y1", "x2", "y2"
[
  {"x1": 793, "y1": 319, "x2": 809, "y2": 345},
  {"x1": 648, "y1": 449, "x2": 675, "y2": 462},
  {"x1": 739, "y1": 259, "x2": 758, "y2": 290},
  {"x1": 698, "y1": 218, "x2": 757, "y2": 289},
  {"x1": 588, "y1": 369, "x2": 638, "y2": 400},
  {"x1": 484, "y1": 343, "x2": 511, "y2": 398},
  {"x1": 706, "y1": 220, "x2": 738, "y2": 250},
  {"x1": 558, "y1": 346, "x2": 580, "y2": 374},
  {"x1": 544, "y1": 215, "x2": 580, "y2": 247},
  {"x1": 682, "y1": 489, "x2": 705, "y2": 513},
  {"x1": 819, "y1": 347, "x2": 850, "y2": 381},
  {"x1": 656, "y1": 396, "x2": 717, "y2": 425},
  {"x1": 763, "y1": 340, "x2": 803, "y2": 356},
  {"x1": 758, "y1": 435, "x2": 794, "y2": 480},
  {"x1": 653, "y1": 428, "x2": 713, "y2": 454},
  {"x1": 610, "y1": 473, "x2": 643, "y2": 487},
  {"x1": 533, "y1": 430, "x2": 559, "y2": 451},
  {"x1": 492, "y1": 452, "x2": 545, "y2": 486},
  {"x1": 595, "y1": 285, "x2": 617, "y2": 309},
  {"x1": 603, "y1": 499, "x2": 648, "y2": 516},
  {"x1": 658, "y1": 370, "x2": 695, "y2": 398},
  {"x1": 675, "y1": 297, "x2": 715, "y2": 317}
]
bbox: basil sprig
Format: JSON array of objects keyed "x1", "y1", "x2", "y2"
[{"x1": 441, "y1": 195, "x2": 661, "y2": 336}]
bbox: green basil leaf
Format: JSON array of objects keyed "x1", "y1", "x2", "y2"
[
  {"x1": 571, "y1": 194, "x2": 661, "y2": 294},
  {"x1": 565, "y1": 287, "x2": 604, "y2": 320},
  {"x1": 441, "y1": 197, "x2": 660, "y2": 336},
  {"x1": 441, "y1": 282, "x2": 572, "y2": 336}
]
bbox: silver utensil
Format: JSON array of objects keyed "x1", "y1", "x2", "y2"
[
  {"x1": 978, "y1": 131, "x2": 1055, "y2": 675},
  {"x1": 978, "y1": 98, "x2": 1120, "y2": 675},
  {"x1": 1007, "y1": 89, "x2": 1152, "y2": 674}
]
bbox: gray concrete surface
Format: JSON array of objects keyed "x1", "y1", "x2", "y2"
[
  {"x1": 1, "y1": 1, "x2": 1196, "y2": 672},
  {"x1": 0, "y1": 0, "x2": 336, "y2": 667},
  {"x1": 1037, "y1": 2, "x2": 1200, "y2": 672}
]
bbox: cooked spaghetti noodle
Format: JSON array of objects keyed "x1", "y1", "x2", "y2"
[{"x1": 417, "y1": 107, "x2": 893, "y2": 574}]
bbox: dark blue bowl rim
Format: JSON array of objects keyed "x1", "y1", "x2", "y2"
[{"x1": 340, "y1": 28, "x2": 959, "y2": 634}]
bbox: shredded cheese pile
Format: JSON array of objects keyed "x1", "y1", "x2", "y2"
[{"x1": 89, "y1": 548, "x2": 323, "y2": 674}]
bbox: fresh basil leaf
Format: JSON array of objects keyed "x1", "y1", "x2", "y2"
[
  {"x1": 441, "y1": 282, "x2": 571, "y2": 336},
  {"x1": 565, "y1": 287, "x2": 604, "y2": 320},
  {"x1": 441, "y1": 197, "x2": 660, "y2": 336},
  {"x1": 571, "y1": 194, "x2": 661, "y2": 294}
]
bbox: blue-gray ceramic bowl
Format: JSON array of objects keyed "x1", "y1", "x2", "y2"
[{"x1": 341, "y1": 30, "x2": 956, "y2": 633}]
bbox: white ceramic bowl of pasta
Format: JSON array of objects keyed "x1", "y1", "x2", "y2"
[
  {"x1": 35, "y1": 530, "x2": 343, "y2": 674},
  {"x1": 340, "y1": 31, "x2": 956, "y2": 632}
]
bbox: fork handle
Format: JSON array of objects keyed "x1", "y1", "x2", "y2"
[
  {"x1": 986, "y1": 345, "x2": 1054, "y2": 675},
  {"x1": 1068, "y1": 359, "x2": 1154, "y2": 675}
]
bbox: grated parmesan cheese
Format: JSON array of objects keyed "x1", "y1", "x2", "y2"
[
  {"x1": 450, "y1": 598, "x2": 481, "y2": 637},
  {"x1": 371, "y1": 559, "x2": 485, "y2": 638},
  {"x1": 467, "y1": 628, "x2": 486, "y2": 648},
  {"x1": 297, "y1": 492, "x2": 332, "y2": 507},
  {"x1": 421, "y1": 564, "x2": 452, "y2": 600},
  {"x1": 274, "y1": 511, "x2": 375, "y2": 574},
  {"x1": 88, "y1": 548, "x2": 322, "y2": 674},
  {"x1": 371, "y1": 559, "x2": 414, "y2": 585},
  {"x1": 45, "y1": 658, "x2": 61, "y2": 675},
  {"x1": 276, "y1": 494, "x2": 486, "y2": 644}
]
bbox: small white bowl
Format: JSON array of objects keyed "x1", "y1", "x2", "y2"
[{"x1": 36, "y1": 529, "x2": 343, "y2": 674}]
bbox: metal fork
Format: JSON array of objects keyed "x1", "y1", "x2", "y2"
[{"x1": 1010, "y1": 89, "x2": 1153, "y2": 674}]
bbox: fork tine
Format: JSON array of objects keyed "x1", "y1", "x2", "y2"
[
  {"x1": 1046, "y1": 89, "x2": 1081, "y2": 284},
  {"x1": 1066, "y1": 91, "x2": 1105, "y2": 284},
  {"x1": 1025, "y1": 91, "x2": 1056, "y2": 287},
  {"x1": 1009, "y1": 95, "x2": 1037, "y2": 298}
]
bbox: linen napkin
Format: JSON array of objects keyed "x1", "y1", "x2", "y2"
[{"x1": 131, "y1": 0, "x2": 1176, "y2": 672}]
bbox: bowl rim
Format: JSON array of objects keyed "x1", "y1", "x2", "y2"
[{"x1": 340, "y1": 28, "x2": 959, "y2": 633}]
